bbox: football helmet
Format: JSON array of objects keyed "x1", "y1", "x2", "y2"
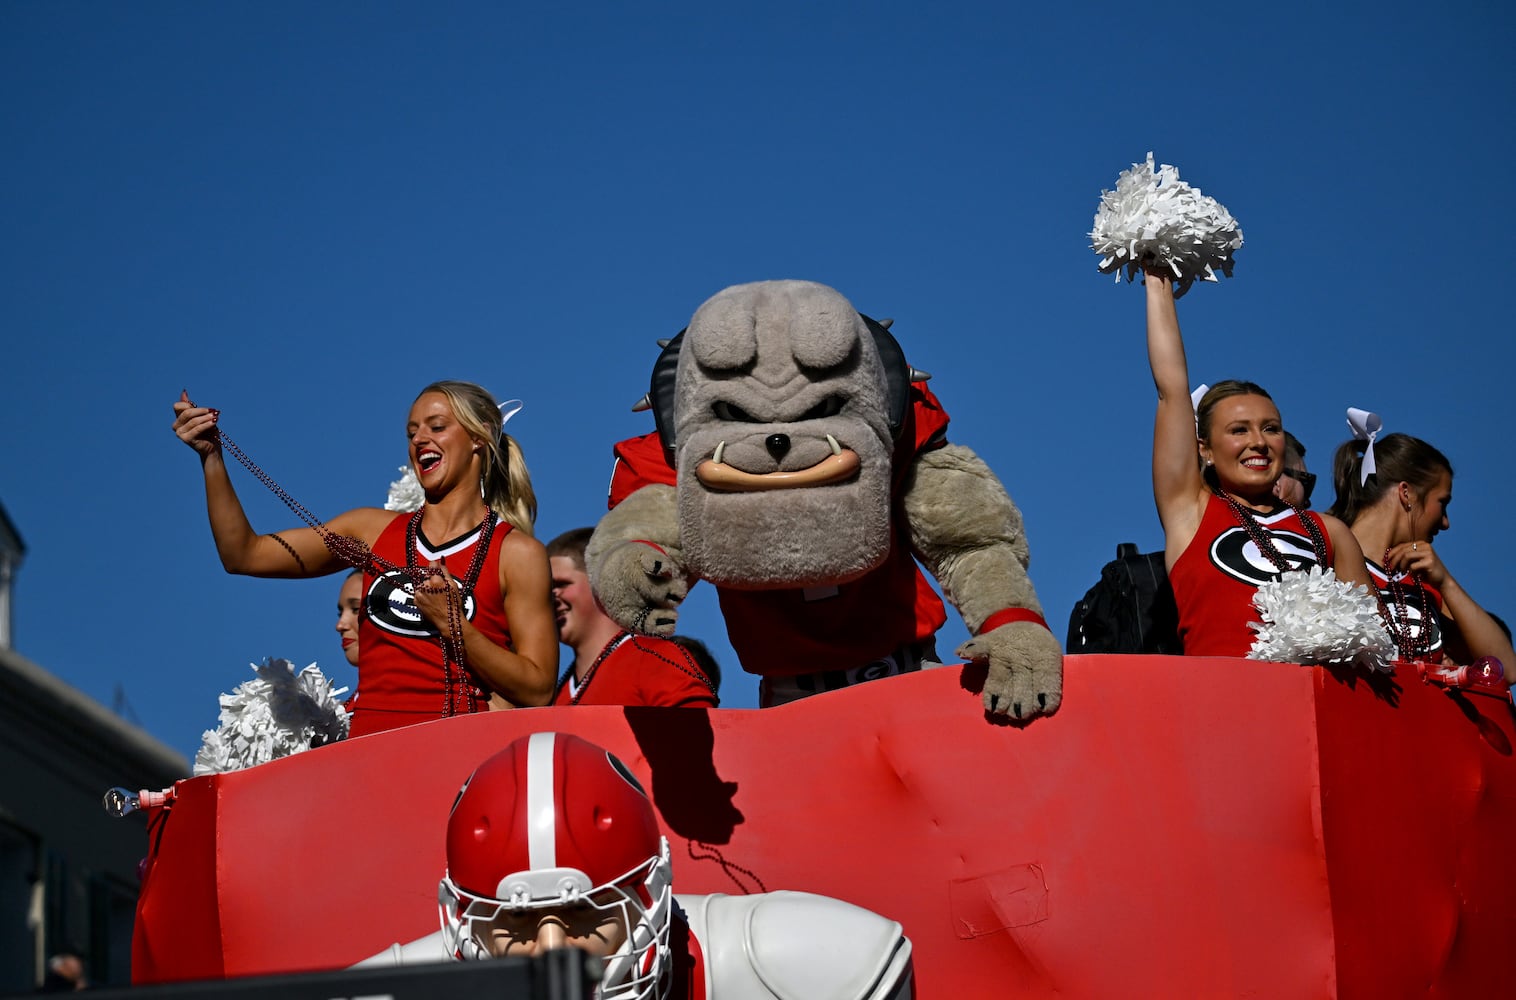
[{"x1": 438, "y1": 732, "x2": 672, "y2": 999}]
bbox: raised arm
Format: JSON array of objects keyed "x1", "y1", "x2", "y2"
[
  {"x1": 172, "y1": 391, "x2": 389, "y2": 577},
  {"x1": 1146, "y1": 272, "x2": 1205, "y2": 558}
]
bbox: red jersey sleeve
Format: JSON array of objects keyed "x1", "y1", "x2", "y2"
[
  {"x1": 607, "y1": 431, "x2": 676, "y2": 509},
  {"x1": 909, "y1": 381, "x2": 950, "y2": 453}
]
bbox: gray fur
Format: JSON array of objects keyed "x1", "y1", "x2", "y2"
[
  {"x1": 589, "y1": 280, "x2": 1063, "y2": 719},
  {"x1": 585, "y1": 485, "x2": 686, "y2": 636},
  {"x1": 675, "y1": 281, "x2": 894, "y2": 587},
  {"x1": 904, "y1": 444, "x2": 1063, "y2": 716}
]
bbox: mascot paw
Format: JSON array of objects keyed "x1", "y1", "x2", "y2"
[
  {"x1": 957, "y1": 623, "x2": 1064, "y2": 720},
  {"x1": 598, "y1": 540, "x2": 689, "y2": 637}
]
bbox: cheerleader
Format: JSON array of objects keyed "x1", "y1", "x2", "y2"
[
  {"x1": 173, "y1": 381, "x2": 557, "y2": 735},
  {"x1": 1328, "y1": 427, "x2": 1515, "y2": 681},
  {"x1": 1145, "y1": 269, "x2": 1371, "y2": 657}
]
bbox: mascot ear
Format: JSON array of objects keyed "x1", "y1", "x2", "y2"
[
  {"x1": 650, "y1": 330, "x2": 685, "y2": 468},
  {"x1": 862, "y1": 314, "x2": 911, "y2": 443},
  {"x1": 647, "y1": 313, "x2": 915, "y2": 466}
]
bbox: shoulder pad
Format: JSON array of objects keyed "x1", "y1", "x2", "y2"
[
  {"x1": 682, "y1": 891, "x2": 912, "y2": 1000},
  {"x1": 350, "y1": 929, "x2": 452, "y2": 968}
]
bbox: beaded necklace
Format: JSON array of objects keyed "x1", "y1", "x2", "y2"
[
  {"x1": 407, "y1": 509, "x2": 499, "y2": 716},
  {"x1": 1377, "y1": 549, "x2": 1432, "y2": 662},
  {"x1": 555, "y1": 632, "x2": 716, "y2": 705},
  {"x1": 216, "y1": 421, "x2": 494, "y2": 719},
  {"x1": 1211, "y1": 487, "x2": 1329, "y2": 574}
]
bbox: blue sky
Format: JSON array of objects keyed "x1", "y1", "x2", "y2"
[{"x1": 3, "y1": 2, "x2": 1512, "y2": 761}]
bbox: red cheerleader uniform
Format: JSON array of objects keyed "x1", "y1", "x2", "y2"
[
  {"x1": 350, "y1": 511, "x2": 513, "y2": 738},
  {"x1": 1169, "y1": 494, "x2": 1334, "y2": 658},
  {"x1": 1367, "y1": 559, "x2": 1446, "y2": 661}
]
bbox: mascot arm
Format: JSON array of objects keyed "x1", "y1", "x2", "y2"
[
  {"x1": 586, "y1": 484, "x2": 689, "y2": 636},
  {"x1": 902, "y1": 443, "x2": 1063, "y2": 720}
]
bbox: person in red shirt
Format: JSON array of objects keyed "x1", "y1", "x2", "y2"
[
  {"x1": 546, "y1": 528, "x2": 716, "y2": 708},
  {"x1": 172, "y1": 381, "x2": 558, "y2": 735},
  {"x1": 1144, "y1": 268, "x2": 1372, "y2": 657},
  {"x1": 1327, "y1": 428, "x2": 1515, "y2": 680}
]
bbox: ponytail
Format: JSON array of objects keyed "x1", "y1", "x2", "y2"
[
  {"x1": 1328, "y1": 432, "x2": 1452, "y2": 525},
  {"x1": 487, "y1": 432, "x2": 537, "y2": 536}
]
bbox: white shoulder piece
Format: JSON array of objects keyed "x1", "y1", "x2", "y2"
[
  {"x1": 350, "y1": 928, "x2": 453, "y2": 968},
  {"x1": 678, "y1": 891, "x2": 912, "y2": 1000}
]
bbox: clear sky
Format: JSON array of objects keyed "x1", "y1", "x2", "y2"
[{"x1": 3, "y1": 2, "x2": 1512, "y2": 761}]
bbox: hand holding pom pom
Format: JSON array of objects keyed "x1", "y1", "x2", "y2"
[{"x1": 1090, "y1": 152, "x2": 1243, "y2": 297}]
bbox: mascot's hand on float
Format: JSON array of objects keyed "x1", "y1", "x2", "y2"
[
  {"x1": 586, "y1": 484, "x2": 688, "y2": 636},
  {"x1": 957, "y1": 619, "x2": 1064, "y2": 720},
  {"x1": 904, "y1": 443, "x2": 1064, "y2": 720}
]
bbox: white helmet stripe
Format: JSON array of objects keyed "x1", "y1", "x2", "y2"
[{"x1": 525, "y1": 731, "x2": 557, "y2": 870}]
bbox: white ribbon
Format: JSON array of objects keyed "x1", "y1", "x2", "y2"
[
  {"x1": 1345, "y1": 407, "x2": 1382, "y2": 485},
  {"x1": 498, "y1": 399, "x2": 524, "y2": 426},
  {"x1": 1190, "y1": 383, "x2": 1210, "y2": 434}
]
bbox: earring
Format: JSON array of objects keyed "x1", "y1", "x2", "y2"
[{"x1": 1205, "y1": 459, "x2": 1214, "y2": 467}]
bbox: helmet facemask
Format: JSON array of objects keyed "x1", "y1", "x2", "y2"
[{"x1": 439, "y1": 838, "x2": 672, "y2": 1000}]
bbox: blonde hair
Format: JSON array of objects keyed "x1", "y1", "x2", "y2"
[{"x1": 417, "y1": 380, "x2": 538, "y2": 536}]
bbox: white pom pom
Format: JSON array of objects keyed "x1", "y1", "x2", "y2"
[
  {"x1": 1090, "y1": 152, "x2": 1244, "y2": 297},
  {"x1": 1247, "y1": 566, "x2": 1395, "y2": 673},
  {"x1": 385, "y1": 465, "x2": 424, "y2": 512},
  {"x1": 192, "y1": 657, "x2": 352, "y2": 776}
]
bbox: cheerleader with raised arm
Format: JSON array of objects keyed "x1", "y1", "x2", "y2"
[
  {"x1": 1145, "y1": 270, "x2": 1372, "y2": 657},
  {"x1": 172, "y1": 381, "x2": 558, "y2": 736},
  {"x1": 1328, "y1": 425, "x2": 1516, "y2": 682}
]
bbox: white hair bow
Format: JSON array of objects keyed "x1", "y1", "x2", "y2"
[
  {"x1": 1190, "y1": 384, "x2": 1209, "y2": 434},
  {"x1": 499, "y1": 399, "x2": 524, "y2": 426},
  {"x1": 1345, "y1": 407, "x2": 1382, "y2": 485}
]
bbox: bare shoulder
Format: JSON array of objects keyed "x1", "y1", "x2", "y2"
[
  {"x1": 499, "y1": 527, "x2": 548, "y2": 561},
  {"x1": 1317, "y1": 511, "x2": 1357, "y2": 548},
  {"x1": 497, "y1": 528, "x2": 550, "y2": 585},
  {"x1": 1318, "y1": 512, "x2": 1371, "y2": 585}
]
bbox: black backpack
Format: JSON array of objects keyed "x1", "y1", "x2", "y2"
[{"x1": 1066, "y1": 543, "x2": 1183, "y2": 655}]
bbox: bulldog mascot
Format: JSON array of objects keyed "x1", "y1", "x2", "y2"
[{"x1": 588, "y1": 280, "x2": 1062, "y2": 720}]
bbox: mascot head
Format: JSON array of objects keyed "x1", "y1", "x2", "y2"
[{"x1": 669, "y1": 280, "x2": 896, "y2": 589}]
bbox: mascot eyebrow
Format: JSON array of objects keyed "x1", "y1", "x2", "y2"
[
  {"x1": 643, "y1": 316, "x2": 916, "y2": 466},
  {"x1": 687, "y1": 295, "x2": 858, "y2": 373},
  {"x1": 592, "y1": 279, "x2": 1062, "y2": 721}
]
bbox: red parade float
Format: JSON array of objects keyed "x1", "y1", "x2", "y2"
[{"x1": 130, "y1": 655, "x2": 1515, "y2": 997}]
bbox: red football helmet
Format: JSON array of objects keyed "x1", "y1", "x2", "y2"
[{"x1": 438, "y1": 732, "x2": 672, "y2": 998}]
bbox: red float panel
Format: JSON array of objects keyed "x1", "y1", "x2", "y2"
[{"x1": 131, "y1": 656, "x2": 1516, "y2": 996}]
